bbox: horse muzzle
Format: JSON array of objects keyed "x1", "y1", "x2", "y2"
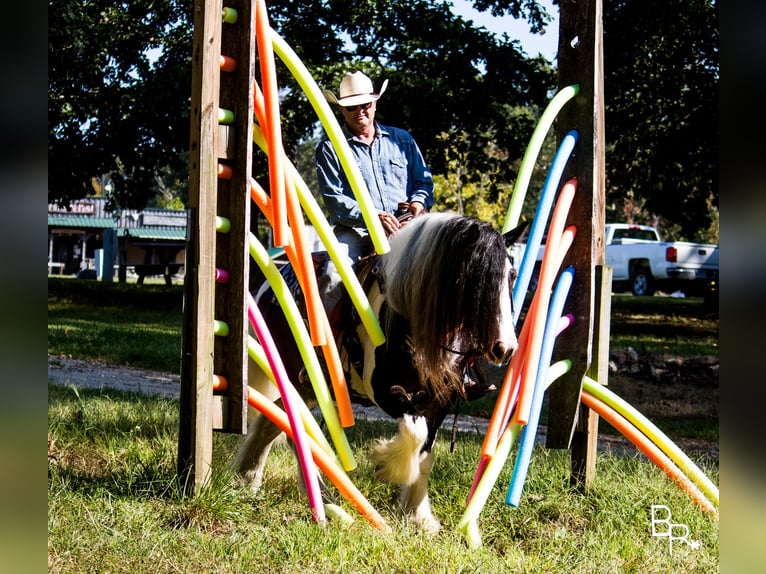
[{"x1": 489, "y1": 340, "x2": 515, "y2": 366}]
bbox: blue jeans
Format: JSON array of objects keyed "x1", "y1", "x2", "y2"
[
  {"x1": 319, "y1": 226, "x2": 373, "y2": 312},
  {"x1": 333, "y1": 225, "x2": 374, "y2": 264}
]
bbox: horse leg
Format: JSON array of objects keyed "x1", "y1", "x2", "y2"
[
  {"x1": 229, "y1": 356, "x2": 286, "y2": 493},
  {"x1": 399, "y1": 450, "x2": 440, "y2": 534},
  {"x1": 371, "y1": 414, "x2": 441, "y2": 533},
  {"x1": 230, "y1": 409, "x2": 284, "y2": 494}
]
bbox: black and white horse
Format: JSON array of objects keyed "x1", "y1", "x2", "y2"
[{"x1": 233, "y1": 212, "x2": 525, "y2": 532}]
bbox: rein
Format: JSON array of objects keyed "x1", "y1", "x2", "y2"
[{"x1": 440, "y1": 344, "x2": 495, "y2": 453}]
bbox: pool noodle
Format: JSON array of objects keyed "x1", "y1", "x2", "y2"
[
  {"x1": 580, "y1": 391, "x2": 717, "y2": 515},
  {"x1": 480, "y1": 227, "x2": 567, "y2": 455},
  {"x1": 460, "y1": 422, "x2": 523, "y2": 548},
  {"x1": 246, "y1": 385, "x2": 392, "y2": 532},
  {"x1": 246, "y1": 295, "x2": 325, "y2": 523},
  {"x1": 471, "y1": 297, "x2": 567, "y2": 488},
  {"x1": 512, "y1": 179, "x2": 577, "y2": 425},
  {"x1": 500, "y1": 187, "x2": 576, "y2": 432},
  {"x1": 582, "y1": 376, "x2": 719, "y2": 508},
  {"x1": 480, "y1": 206, "x2": 575, "y2": 458},
  {"x1": 512, "y1": 130, "x2": 578, "y2": 315},
  {"x1": 269, "y1": 29, "x2": 389, "y2": 255},
  {"x1": 217, "y1": 162, "x2": 233, "y2": 180},
  {"x1": 249, "y1": 177, "x2": 355, "y2": 426},
  {"x1": 247, "y1": 165, "x2": 320, "y2": 344},
  {"x1": 479, "y1": 320, "x2": 528, "y2": 458},
  {"x1": 458, "y1": 360, "x2": 573, "y2": 548},
  {"x1": 215, "y1": 216, "x2": 231, "y2": 233},
  {"x1": 249, "y1": 234, "x2": 357, "y2": 471},
  {"x1": 506, "y1": 268, "x2": 575, "y2": 506},
  {"x1": 502, "y1": 84, "x2": 579, "y2": 233},
  {"x1": 252, "y1": 126, "x2": 385, "y2": 347},
  {"x1": 213, "y1": 368, "x2": 328, "y2": 459},
  {"x1": 468, "y1": 342, "x2": 572, "y2": 497},
  {"x1": 251, "y1": 82, "x2": 327, "y2": 348},
  {"x1": 285, "y1": 175, "x2": 328, "y2": 346},
  {"x1": 511, "y1": 225, "x2": 575, "y2": 426},
  {"x1": 246, "y1": 336, "x2": 336, "y2": 459},
  {"x1": 254, "y1": 0, "x2": 288, "y2": 247}
]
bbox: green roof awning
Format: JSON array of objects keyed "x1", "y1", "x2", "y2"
[
  {"x1": 121, "y1": 227, "x2": 187, "y2": 241},
  {"x1": 48, "y1": 215, "x2": 115, "y2": 229}
]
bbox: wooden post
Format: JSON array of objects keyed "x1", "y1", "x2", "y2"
[
  {"x1": 178, "y1": 0, "x2": 254, "y2": 494},
  {"x1": 570, "y1": 265, "x2": 611, "y2": 486},
  {"x1": 545, "y1": 0, "x2": 606, "y2": 489}
]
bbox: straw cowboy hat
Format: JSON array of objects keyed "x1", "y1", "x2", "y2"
[{"x1": 323, "y1": 71, "x2": 389, "y2": 107}]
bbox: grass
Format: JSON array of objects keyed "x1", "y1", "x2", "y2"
[
  {"x1": 47, "y1": 278, "x2": 719, "y2": 571},
  {"x1": 48, "y1": 384, "x2": 719, "y2": 573},
  {"x1": 609, "y1": 295, "x2": 718, "y2": 357},
  {"x1": 47, "y1": 279, "x2": 719, "y2": 374},
  {"x1": 48, "y1": 277, "x2": 184, "y2": 372}
]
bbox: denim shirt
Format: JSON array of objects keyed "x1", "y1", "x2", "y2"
[{"x1": 315, "y1": 122, "x2": 434, "y2": 229}]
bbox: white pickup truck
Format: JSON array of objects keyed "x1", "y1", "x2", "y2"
[
  {"x1": 604, "y1": 223, "x2": 719, "y2": 297},
  {"x1": 512, "y1": 223, "x2": 719, "y2": 299}
]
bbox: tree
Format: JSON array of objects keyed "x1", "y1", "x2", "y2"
[
  {"x1": 48, "y1": 0, "x2": 719, "y2": 242},
  {"x1": 48, "y1": 0, "x2": 556, "y2": 212},
  {"x1": 603, "y1": 0, "x2": 719, "y2": 241},
  {"x1": 48, "y1": 0, "x2": 194, "y2": 210}
]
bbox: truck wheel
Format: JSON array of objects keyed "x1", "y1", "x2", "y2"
[{"x1": 629, "y1": 268, "x2": 654, "y2": 296}]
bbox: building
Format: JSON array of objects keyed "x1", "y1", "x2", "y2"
[{"x1": 48, "y1": 197, "x2": 187, "y2": 283}]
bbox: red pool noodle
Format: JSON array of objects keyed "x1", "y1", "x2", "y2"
[
  {"x1": 219, "y1": 54, "x2": 237, "y2": 72},
  {"x1": 255, "y1": 0, "x2": 288, "y2": 247},
  {"x1": 252, "y1": 81, "x2": 327, "y2": 348},
  {"x1": 217, "y1": 163, "x2": 233, "y2": 179},
  {"x1": 480, "y1": 304, "x2": 531, "y2": 459},
  {"x1": 250, "y1": 179, "x2": 355, "y2": 427},
  {"x1": 512, "y1": 182, "x2": 576, "y2": 426}
]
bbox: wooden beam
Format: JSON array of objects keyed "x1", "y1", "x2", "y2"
[
  {"x1": 178, "y1": 0, "x2": 223, "y2": 494},
  {"x1": 571, "y1": 264, "x2": 611, "y2": 488},
  {"x1": 546, "y1": 0, "x2": 606, "y2": 450},
  {"x1": 213, "y1": 0, "x2": 255, "y2": 435}
]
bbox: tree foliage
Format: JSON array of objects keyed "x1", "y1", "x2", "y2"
[
  {"x1": 48, "y1": 0, "x2": 555, "y2": 215},
  {"x1": 48, "y1": 0, "x2": 194, "y2": 210},
  {"x1": 48, "y1": 0, "x2": 718, "y2": 241},
  {"x1": 603, "y1": 0, "x2": 718, "y2": 241}
]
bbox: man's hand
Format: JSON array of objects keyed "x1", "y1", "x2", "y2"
[
  {"x1": 378, "y1": 211, "x2": 401, "y2": 237},
  {"x1": 408, "y1": 201, "x2": 426, "y2": 217}
]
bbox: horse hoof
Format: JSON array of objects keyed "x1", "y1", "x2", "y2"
[{"x1": 413, "y1": 514, "x2": 441, "y2": 534}]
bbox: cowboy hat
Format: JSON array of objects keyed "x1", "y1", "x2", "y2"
[{"x1": 323, "y1": 71, "x2": 389, "y2": 107}]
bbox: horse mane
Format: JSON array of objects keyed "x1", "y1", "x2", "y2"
[{"x1": 380, "y1": 212, "x2": 510, "y2": 402}]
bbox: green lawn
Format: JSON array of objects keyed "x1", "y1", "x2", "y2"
[{"x1": 47, "y1": 278, "x2": 719, "y2": 571}]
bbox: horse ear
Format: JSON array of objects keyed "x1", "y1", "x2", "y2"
[{"x1": 503, "y1": 220, "x2": 529, "y2": 248}]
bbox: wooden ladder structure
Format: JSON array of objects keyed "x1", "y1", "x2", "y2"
[
  {"x1": 176, "y1": 0, "x2": 611, "y2": 495},
  {"x1": 178, "y1": 0, "x2": 255, "y2": 493}
]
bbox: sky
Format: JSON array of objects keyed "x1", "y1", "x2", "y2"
[{"x1": 450, "y1": 0, "x2": 559, "y2": 62}]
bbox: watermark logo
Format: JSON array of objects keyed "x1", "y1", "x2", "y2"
[{"x1": 651, "y1": 505, "x2": 700, "y2": 554}]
